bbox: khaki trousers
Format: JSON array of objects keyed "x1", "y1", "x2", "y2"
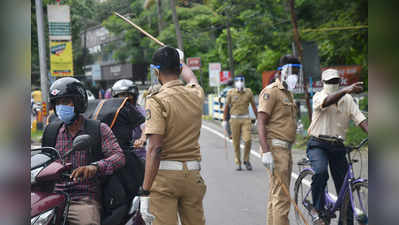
[
  {"x1": 68, "y1": 196, "x2": 101, "y2": 225},
  {"x1": 150, "y1": 168, "x2": 207, "y2": 225},
  {"x1": 230, "y1": 118, "x2": 252, "y2": 164},
  {"x1": 266, "y1": 144, "x2": 293, "y2": 225}
]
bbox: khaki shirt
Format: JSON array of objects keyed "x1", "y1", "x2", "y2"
[
  {"x1": 144, "y1": 80, "x2": 204, "y2": 161},
  {"x1": 225, "y1": 88, "x2": 255, "y2": 115},
  {"x1": 258, "y1": 79, "x2": 297, "y2": 143},
  {"x1": 308, "y1": 90, "x2": 366, "y2": 140}
]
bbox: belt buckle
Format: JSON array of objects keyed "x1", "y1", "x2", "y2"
[
  {"x1": 187, "y1": 161, "x2": 201, "y2": 170},
  {"x1": 272, "y1": 139, "x2": 290, "y2": 149}
]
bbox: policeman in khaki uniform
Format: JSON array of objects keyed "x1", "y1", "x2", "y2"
[
  {"x1": 257, "y1": 55, "x2": 300, "y2": 225},
  {"x1": 223, "y1": 75, "x2": 257, "y2": 171},
  {"x1": 135, "y1": 46, "x2": 206, "y2": 225}
]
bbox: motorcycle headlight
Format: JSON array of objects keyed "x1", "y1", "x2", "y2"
[
  {"x1": 31, "y1": 167, "x2": 43, "y2": 184},
  {"x1": 31, "y1": 209, "x2": 55, "y2": 225}
]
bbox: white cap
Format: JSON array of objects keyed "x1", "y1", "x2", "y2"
[{"x1": 322, "y1": 69, "x2": 340, "y2": 81}]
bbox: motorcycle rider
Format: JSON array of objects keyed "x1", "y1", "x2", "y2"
[
  {"x1": 45, "y1": 77, "x2": 125, "y2": 225},
  {"x1": 111, "y1": 79, "x2": 147, "y2": 161}
]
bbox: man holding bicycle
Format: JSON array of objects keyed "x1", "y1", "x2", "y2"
[{"x1": 307, "y1": 69, "x2": 368, "y2": 224}]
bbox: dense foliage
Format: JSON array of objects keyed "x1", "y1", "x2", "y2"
[{"x1": 32, "y1": 0, "x2": 368, "y2": 94}]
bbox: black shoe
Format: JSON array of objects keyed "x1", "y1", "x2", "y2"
[
  {"x1": 243, "y1": 161, "x2": 253, "y2": 170},
  {"x1": 236, "y1": 164, "x2": 242, "y2": 171}
]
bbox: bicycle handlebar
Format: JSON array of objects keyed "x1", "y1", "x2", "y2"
[{"x1": 348, "y1": 138, "x2": 368, "y2": 151}]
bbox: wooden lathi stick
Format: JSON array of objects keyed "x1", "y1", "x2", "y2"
[{"x1": 114, "y1": 12, "x2": 166, "y2": 47}]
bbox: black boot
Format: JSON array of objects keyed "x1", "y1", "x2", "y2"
[
  {"x1": 244, "y1": 161, "x2": 253, "y2": 171},
  {"x1": 236, "y1": 164, "x2": 242, "y2": 171}
]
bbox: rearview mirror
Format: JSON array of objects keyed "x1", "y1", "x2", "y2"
[
  {"x1": 63, "y1": 134, "x2": 92, "y2": 158},
  {"x1": 72, "y1": 134, "x2": 92, "y2": 152}
]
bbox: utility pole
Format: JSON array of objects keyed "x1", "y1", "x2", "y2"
[
  {"x1": 170, "y1": 0, "x2": 183, "y2": 50},
  {"x1": 156, "y1": 0, "x2": 164, "y2": 34},
  {"x1": 226, "y1": 11, "x2": 234, "y2": 78},
  {"x1": 289, "y1": 0, "x2": 312, "y2": 121},
  {"x1": 35, "y1": 0, "x2": 49, "y2": 103}
]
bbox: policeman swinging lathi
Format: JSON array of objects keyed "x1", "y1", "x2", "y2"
[
  {"x1": 223, "y1": 75, "x2": 257, "y2": 171},
  {"x1": 257, "y1": 55, "x2": 300, "y2": 225},
  {"x1": 134, "y1": 46, "x2": 207, "y2": 225}
]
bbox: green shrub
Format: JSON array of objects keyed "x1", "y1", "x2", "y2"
[
  {"x1": 297, "y1": 113, "x2": 367, "y2": 149},
  {"x1": 31, "y1": 129, "x2": 43, "y2": 143}
]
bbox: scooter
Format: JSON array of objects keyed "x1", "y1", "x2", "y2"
[{"x1": 31, "y1": 134, "x2": 143, "y2": 225}]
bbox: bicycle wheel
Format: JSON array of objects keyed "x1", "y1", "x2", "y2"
[
  {"x1": 294, "y1": 170, "x2": 314, "y2": 225},
  {"x1": 340, "y1": 181, "x2": 368, "y2": 225}
]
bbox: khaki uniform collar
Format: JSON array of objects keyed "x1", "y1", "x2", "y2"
[
  {"x1": 234, "y1": 88, "x2": 245, "y2": 93},
  {"x1": 274, "y1": 79, "x2": 286, "y2": 90},
  {"x1": 160, "y1": 79, "x2": 184, "y2": 91}
]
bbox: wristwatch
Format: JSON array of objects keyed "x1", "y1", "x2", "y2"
[{"x1": 138, "y1": 186, "x2": 150, "y2": 196}]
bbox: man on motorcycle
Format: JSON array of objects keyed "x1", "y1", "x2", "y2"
[
  {"x1": 46, "y1": 77, "x2": 126, "y2": 225},
  {"x1": 111, "y1": 79, "x2": 147, "y2": 161}
]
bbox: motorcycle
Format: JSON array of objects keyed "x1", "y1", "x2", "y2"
[{"x1": 31, "y1": 134, "x2": 144, "y2": 225}]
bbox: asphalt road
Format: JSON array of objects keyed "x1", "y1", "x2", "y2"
[
  {"x1": 200, "y1": 120, "x2": 368, "y2": 225},
  {"x1": 30, "y1": 119, "x2": 368, "y2": 225}
]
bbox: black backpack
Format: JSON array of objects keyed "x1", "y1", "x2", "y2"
[{"x1": 42, "y1": 98, "x2": 146, "y2": 214}]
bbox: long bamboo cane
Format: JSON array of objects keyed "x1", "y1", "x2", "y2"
[{"x1": 114, "y1": 12, "x2": 166, "y2": 47}]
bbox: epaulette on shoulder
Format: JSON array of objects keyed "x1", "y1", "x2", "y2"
[
  {"x1": 148, "y1": 90, "x2": 159, "y2": 97},
  {"x1": 266, "y1": 83, "x2": 275, "y2": 89},
  {"x1": 187, "y1": 82, "x2": 197, "y2": 88}
]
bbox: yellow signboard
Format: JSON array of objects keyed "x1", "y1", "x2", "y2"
[{"x1": 50, "y1": 41, "x2": 74, "y2": 77}]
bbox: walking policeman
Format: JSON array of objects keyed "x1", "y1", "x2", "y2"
[
  {"x1": 223, "y1": 75, "x2": 257, "y2": 171},
  {"x1": 135, "y1": 46, "x2": 207, "y2": 225},
  {"x1": 257, "y1": 55, "x2": 300, "y2": 225}
]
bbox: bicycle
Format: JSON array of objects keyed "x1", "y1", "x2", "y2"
[{"x1": 294, "y1": 138, "x2": 368, "y2": 225}]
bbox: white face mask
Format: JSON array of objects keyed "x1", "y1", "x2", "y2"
[
  {"x1": 280, "y1": 64, "x2": 300, "y2": 92},
  {"x1": 235, "y1": 81, "x2": 244, "y2": 90},
  {"x1": 323, "y1": 83, "x2": 340, "y2": 93},
  {"x1": 286, "y1": 74, "x2": 298, "y2": 91}
]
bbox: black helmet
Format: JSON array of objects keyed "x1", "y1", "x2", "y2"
[
  {"x1": 49, "y1": 77, "x2": 88, "y2": 114},
  {"x1": 111, "y1": 79, "x2": 139, "y2": 98}
]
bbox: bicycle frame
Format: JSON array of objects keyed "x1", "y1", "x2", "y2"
[{"x1": 301, "y1": 150, "x2": 367, "y2": 219}]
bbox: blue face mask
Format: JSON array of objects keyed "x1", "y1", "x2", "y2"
[{"x1": 56, "y1": 105, "x2": 76, "y2": 124}]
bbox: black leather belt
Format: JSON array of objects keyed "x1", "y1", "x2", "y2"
[{"x1": 311, "y1": 135, "x2": 343, "y2": 144}]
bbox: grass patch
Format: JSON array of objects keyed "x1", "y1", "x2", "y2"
[
  {"x1": 202, "y1": 115, "x2": 213, "y2": 121},
  {"x1": 294, "y1": 134, "x2": 309, "y2": 150},
  {"x1": 31, "y1": 129, "x2": 43, "y2": 143}
]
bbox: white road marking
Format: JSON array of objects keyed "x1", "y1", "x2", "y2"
[{"x1": 201, "y1": 124, "x2": 338, "y2": 202}]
